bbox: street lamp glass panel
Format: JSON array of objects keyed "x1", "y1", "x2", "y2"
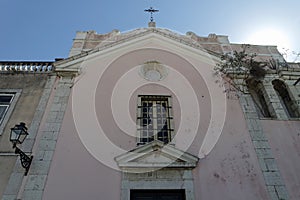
[{"x1": 10, "y1": 122, "x2": 28, "y2": 145}]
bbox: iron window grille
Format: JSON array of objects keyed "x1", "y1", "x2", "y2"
[{"x1": 137, "y1": 95, "x2": 174, "y2": 145}]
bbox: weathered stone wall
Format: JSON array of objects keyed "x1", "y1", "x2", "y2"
[
  {"x1": 0, "y1": 73, "x2": 51, "y2": 199},
  {"x1": 228, "y1": 68, "x2": 300, "y2": 200},
  {"x1": 261, "y1": 120, "x2": 300, "y2": 200},
  {"x1": 239, "y1": 94, "x2": 289, "y2": 200}
]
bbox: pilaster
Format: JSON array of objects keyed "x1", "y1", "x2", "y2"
[
  {"x1": 284, "y1": 80, "x2": 300, "y2": 116},
  {"x1": 262, "y1": 79, "x2": 288, "y2": 119},
  {"x1": 21, "y1": 76, "x2": 72, "y2": 200},
  {"x1": 239, "y1": 94, "x2": 289, "y2": 200}
]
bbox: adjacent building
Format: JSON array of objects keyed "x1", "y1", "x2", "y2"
[{"x1": 0, "y1": 22, "x2": 300, "y2": 200}]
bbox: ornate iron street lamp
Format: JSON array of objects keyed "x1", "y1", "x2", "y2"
[{"x1": 9, "y1": 122, "x2": 33, "y2": 176}]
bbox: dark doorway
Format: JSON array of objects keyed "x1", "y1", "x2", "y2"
[{"x1": 130, "y1": 189, "x2": 185, "y2": 200}]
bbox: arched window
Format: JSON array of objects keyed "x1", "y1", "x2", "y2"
[
  {"x1": 272, "y1": 79, "x2": 299, "y2": 118},
  {"x1": 247, "y1": 80, "x2": 273, "y2": 118}
]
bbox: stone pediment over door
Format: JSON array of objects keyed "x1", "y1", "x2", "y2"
[{"x1": 115, "y1": 141, "x2": 199, "y2": 172}]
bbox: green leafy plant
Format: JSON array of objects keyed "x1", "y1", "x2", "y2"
[{"x1": 214, "y1": 45, "x2": 267, "y2": 93}]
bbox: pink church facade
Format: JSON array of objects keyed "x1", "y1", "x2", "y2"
[{"x1": 1, "y1": 25, "x2": 300, "y2": 200}]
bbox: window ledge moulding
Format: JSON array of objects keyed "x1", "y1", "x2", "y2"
[
  {"x1": 224, "y1": 70, "x2": 250, "y2": 79},
  {"x1": 278, "y1": 70, "x2": 300, "y2": 79},
  {"x1": 0, "y1": 152, "x2": 18, "y2": 156},
  {"x1": 259, "y1": 117, "x2": 300, "y2": 121},
  {"x1": 0, "y1": 61, "x2": 54, "y2": 73}
]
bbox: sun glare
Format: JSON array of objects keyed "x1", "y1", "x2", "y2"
[{"x1": 246, "y1": 28, "x2": 291, "y2": 50}]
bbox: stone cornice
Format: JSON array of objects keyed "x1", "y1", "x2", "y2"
[
  {"x1": 0, "y1": 61, "x2": 54, "y2": 73},
  {"x1": 225, "y1": 68, "x2": 300, "y2": 80}
]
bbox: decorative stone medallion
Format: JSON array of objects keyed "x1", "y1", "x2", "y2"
[{"x1": 139, "y1": 61, "x2": 168, "y2": 82}]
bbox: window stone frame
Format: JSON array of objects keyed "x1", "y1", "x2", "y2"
[{"x1": 0, "y1": 89, "x2": 22, "y2": 135}]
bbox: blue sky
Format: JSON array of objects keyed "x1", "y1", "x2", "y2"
[{"x1": 0, "y1": 0, "x2": 299, "y2": 61}]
